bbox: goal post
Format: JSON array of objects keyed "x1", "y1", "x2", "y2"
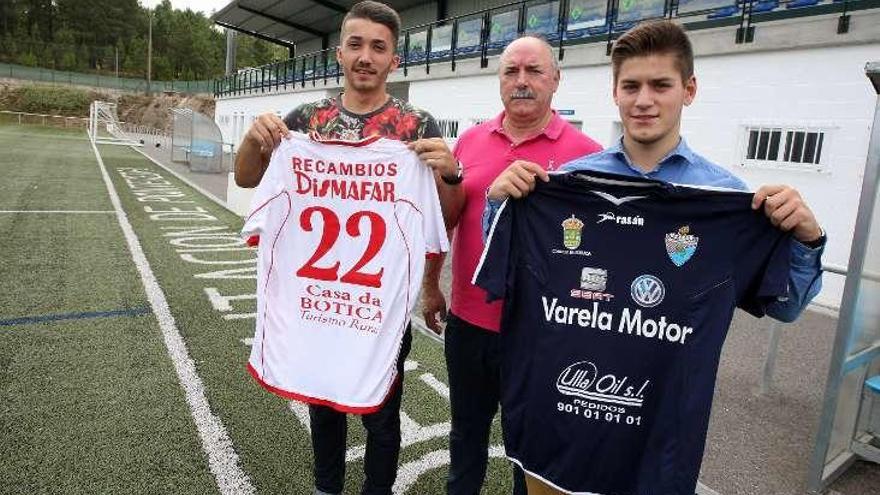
[{"x1": 88, "y1": 101, "x2": 142, "y2": 147}]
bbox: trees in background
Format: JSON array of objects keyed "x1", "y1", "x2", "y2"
[{"x1": 0, "y1": 0, "x2": 287, "y2": 80}]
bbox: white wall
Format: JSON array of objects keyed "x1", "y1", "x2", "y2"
[
  {"x1": 215, "y1": 41, "x2": 880, "y2": 309},
  {"x1": 688, "y1": 45, "x2": 877, "y2": 310},
  {"x1": 215, "y1": 88, "x2": 334, "y2": 149}
]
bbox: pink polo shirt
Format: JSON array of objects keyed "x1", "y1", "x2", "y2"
[{"x1": 450, "y1": 111, "x2": 603, "y2": 332}]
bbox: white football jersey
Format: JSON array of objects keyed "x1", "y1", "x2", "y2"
[{"x1": 242, "y1": 133, "x2": 448, "y2": 413}]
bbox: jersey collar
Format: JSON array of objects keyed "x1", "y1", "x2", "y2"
[
  {"x1": 608, "y1": 136, "x2": 698, "y2": 176},
  {"x1": 489, "y1": 110, "x2": 565, "y2": 143}
]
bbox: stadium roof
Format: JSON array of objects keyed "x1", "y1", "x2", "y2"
[{"x1": 212, "y1": 0, "x2": 433, "y2": 47}]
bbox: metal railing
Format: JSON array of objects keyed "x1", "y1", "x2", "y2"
[
  {"x1": 759, "y1": 262, "x2": 880, "y2": 394},
  {"x1": 214, "y1": 0, "x2": 874, "y2": 97}
]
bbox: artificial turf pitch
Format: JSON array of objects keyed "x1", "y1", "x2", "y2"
[{"x1": 0, "y1": 124, "x2": 513, "y2": 494}]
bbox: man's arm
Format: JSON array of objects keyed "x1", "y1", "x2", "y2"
[
  {"x1": 752, "y1": 184, "x2": 825, "y2": 322},
  {"x1": 422, "y1": 251, "x2": 448, "y2": 334},
  {"x1": 409, "y1": 138, "x2": 465, "y2": 229},
  {"x1": 234, "y1": 112, "x2": 290, "y2": 188},
  {"x1": 764, "y1": 241, "x2": 824, "y2": 322}
]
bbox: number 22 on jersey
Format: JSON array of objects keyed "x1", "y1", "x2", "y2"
[{"x1": 296, "y1": 206, "x2": 387, "y2": 288}]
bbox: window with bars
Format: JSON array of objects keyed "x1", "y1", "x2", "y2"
[
  {"x1": 742, "y1": 126, "x2": 828, "y2": 170},
  {"x1": 436, "y1": 119, "x2": 459, "y2": 139}
]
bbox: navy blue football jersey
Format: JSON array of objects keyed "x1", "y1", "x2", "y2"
[{"x1": 474, "y1": 171, "x2": 791, "y2": 495}]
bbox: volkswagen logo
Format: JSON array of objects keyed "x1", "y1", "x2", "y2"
[{"x1": 630, "y1": 274, "x2": 665, "y2": 308}]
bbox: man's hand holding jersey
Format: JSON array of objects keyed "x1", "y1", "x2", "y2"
[
  {"x1": 408, "y1": 138, "x2": 458, "y2": 179},
  {"x1": 235, "y1": 112, "x2": 292, "y2": 188},
  {"x1": 246, "y1": 112, "x2": 291, "y2": 152},
  {"x1": 486, "y1": 160, "x2": 549, "y2": 201},
  {"x1": 751, "y1": 185, "x2": 823, "y2": 244}
]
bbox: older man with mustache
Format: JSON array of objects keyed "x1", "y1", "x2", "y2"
[{"x1": 421, "y1": 35, "x2": 602, "y2": 495}]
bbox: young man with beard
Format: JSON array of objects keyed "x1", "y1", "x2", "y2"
[
  {"x1": 234, "y1": 2, "x2": 463, "y2": 494},
  {"x1": 484, "y1": 21, "x2": 824, "y2": 494},
  {"x1": 421, "y1": 35, "x2": 602, "y2": 495}
]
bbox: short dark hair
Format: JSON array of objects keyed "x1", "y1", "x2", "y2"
[
  {"x1": 611, "y1": 21, "x2": 694, "y2": 83},
  {"x1": 341, "y1": 1, "x2": 401, "y2": 47}
]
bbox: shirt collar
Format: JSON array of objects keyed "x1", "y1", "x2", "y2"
[
  {"x1": 490, "y1": 110, "x2": 564, "y2": 142},
  {"x1": 609, "y1": 136, "x2": 697, "y2": 174}
]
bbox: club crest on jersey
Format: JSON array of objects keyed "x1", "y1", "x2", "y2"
[
  {"x1": 665, "y1": 225, "x2": 699, "y2": 267},
  {"x1": 561, "y1": 215, "x2": 585, "y2": 250},
  {"x1": 630, "y1": 274, "x2": 665, "y2": 308}
]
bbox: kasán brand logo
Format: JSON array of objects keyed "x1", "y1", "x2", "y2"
[
  {"x1": 630, "y1": 274, "x2": 665, "y2": 308},
  {"x1": 597, "y1": 211, "x2": 644, "y2": 226},
  {"x1": 571, "y1": 267, "x2": 614, "y2": 302},
  {"x1": 665, "y1": 225, "x2": 699, "y2": 267},
  {"x1": 556, "y1": 360, "x2": 650, "y2": 408},
  {"x1": 561, "y1": 215, "x2": 584, "y2": 250}
]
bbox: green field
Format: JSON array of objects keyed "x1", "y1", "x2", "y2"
[{"x1": 0, "y1": 124, "x2": 512, "y2": 494}]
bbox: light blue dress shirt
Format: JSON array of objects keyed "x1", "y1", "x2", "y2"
[{"x1": 482, "y1": 137, "x2": 824, "y2": 323}]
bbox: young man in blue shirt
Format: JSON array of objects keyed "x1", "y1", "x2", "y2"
[
  {"x1": 483, "y1": 20, "x2": 824, "y2": 494},
  {"x1": 484, "y1": 21, "x2": 824, "y2": 326}
]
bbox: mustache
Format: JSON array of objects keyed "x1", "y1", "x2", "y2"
[
  {"x1": 354, "y1": 62, "x2": 376, "y2": 73},
  {"x1": 509, "y1": 89, "x2": 536, "y2": 99}
]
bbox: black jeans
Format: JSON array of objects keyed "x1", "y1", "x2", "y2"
[
  {"x1": 309, "y1": 326, "x2": 413, "y2": 495},
  {"x1": 444, "y1": 314, "x2": 526, "y2": 495}
]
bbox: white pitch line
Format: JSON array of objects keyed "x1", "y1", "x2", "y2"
[
  {"x1": 419, "y1": 373, "x2": 450, "y2": 400},
  {"x1": 223, "y1": 313, "x2": 257, "y2": 320},
  {"x1": 91, "y1": 140, "x2": 254, "y2": 495},
  {"x1": 393, "y1": 449, "x2": 450, "y2": 494},
  {"x1": 345, "y1": 413, "x2": 450, "y2": 463},
  {"x1": 0, "y1": 210, "x2": 115, "y2": 214},
  {"x1": 288, "y1": 401, "x2": 312, "y2": 435},
  {"x1": 392, "y1": 445, "x2": 506, "y2": 494},
  {"x1": 695, "y1": 482, "x2": 722, "y2": 495}
]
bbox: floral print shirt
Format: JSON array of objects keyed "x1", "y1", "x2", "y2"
[{"x1": 284, "y1": 93, "x2": 440, "y2": 142}]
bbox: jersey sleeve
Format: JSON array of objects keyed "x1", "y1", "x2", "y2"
[
  {"x1": 734, "y1": 212, "x2": 792, "y2": 318},
  {"x1": 418, "y1": 160, "x2": 449, "y2": 256},
  {"x1": 241, "y1": 142, "x2": 289, "y2": 241},
  {"x1": 472, "y1": 200, "x2": 514, "y2": 302}
]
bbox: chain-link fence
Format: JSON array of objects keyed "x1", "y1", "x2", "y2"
[
  {"x1": 171, "y1": 108, "x2": 229, "y2": 173},
  {"x1": 0, "y1": 62, "x2": 213, "y2": 94}
]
